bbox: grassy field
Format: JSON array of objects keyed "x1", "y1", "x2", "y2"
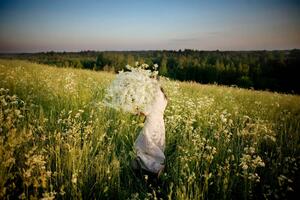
[{"x1": 0, "y1": 59, "x2": 299, "y2": 200}]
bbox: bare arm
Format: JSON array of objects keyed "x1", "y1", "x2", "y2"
[{"x1": 135, "y1": 107, "x2": 148, "y2": 116}]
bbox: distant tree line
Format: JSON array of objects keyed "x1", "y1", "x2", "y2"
[{"x1": 1, "y1": 49, "x2": 299, "y2": 94}]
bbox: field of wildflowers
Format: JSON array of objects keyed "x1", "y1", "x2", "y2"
[{"x1": 0, "y1": 59, "x2": 299, "y2": 200}]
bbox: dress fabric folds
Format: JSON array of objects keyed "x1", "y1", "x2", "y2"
[{"x1": 134, "y1": 89, "x2": 168, "y2": 173}]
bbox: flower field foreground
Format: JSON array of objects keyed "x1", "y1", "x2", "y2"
[{"x1": 0, "y1": 59, "x2": 299, "y2": 200}]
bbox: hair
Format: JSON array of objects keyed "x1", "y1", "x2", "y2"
[
  {"x1": 153, "y1": 75, "x2": 167, "y2": 100},
  {"x1": 150, "y1": 74, "x2": 159, "y2": 80},
  {"x1": 160, "y1": 86, "x2": 167, "y2": 100}
]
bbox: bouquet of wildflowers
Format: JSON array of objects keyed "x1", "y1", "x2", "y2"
[{"x1": 104, "y1": 62, "x2": 160, "y2": 114}]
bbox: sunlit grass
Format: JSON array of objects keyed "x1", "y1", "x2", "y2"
[{"x1": 0, "y1": 59, "x2": 299, "y2": 199}]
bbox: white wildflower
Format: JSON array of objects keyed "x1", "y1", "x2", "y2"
[
  {"x1": 104, "y1": 63, "x2": 160, "y2": 114},
  {"x1": 72, "y1": 173, "x2": 78, "y2": 184}
]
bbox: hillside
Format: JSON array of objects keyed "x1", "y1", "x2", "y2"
[
  {"x1": 1, "y1": 49, "x2": 300, "y2": 94},
  {"x1": 0, "y1": 59, "x2": 299, "y2": 199}
]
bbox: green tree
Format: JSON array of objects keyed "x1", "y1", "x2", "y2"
[{"x1": 159, "y1": 56, "x2": 168, "y2": 76}]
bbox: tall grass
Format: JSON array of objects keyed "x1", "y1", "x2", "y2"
[{"x1": 0, "y1": 59, "x2": 299, "y2": 199}]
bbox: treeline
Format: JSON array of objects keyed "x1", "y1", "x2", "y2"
[{"x1": 1, "y1": 49, "x2": 300, "y2": 94}]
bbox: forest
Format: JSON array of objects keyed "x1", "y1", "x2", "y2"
[{"x1": 1, "y1": 49, "x2": 299, "y2": 94}]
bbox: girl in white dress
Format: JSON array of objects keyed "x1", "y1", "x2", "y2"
[{"x1": 133, "y1": 86, "x2": 168, "y2": 176}]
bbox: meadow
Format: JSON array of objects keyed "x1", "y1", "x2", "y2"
[{"x1": 0, "y1": 59, "x2": 299, "y2": 200}]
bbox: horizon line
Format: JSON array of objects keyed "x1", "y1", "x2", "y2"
[{"x1": 1, "y1": 48, "x2": 300, "y2": 54}]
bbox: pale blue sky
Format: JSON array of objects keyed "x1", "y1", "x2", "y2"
[{"x1": 0, "y1": 0, "x2": 299, "y2": 52}]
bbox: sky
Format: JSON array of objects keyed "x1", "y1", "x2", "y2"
[{"x1": 0, "y1": 0, "x2": 299, "y2": 52}]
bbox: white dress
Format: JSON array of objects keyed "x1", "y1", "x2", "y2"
[{"x1": 134, "y1": 88, "x2": 168, "y2": 173}]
